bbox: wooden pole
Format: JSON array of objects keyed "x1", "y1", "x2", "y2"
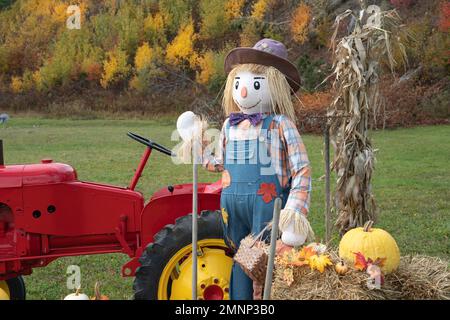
[
  {"x1": 192, "y1": 137, "x2": 199, "y2": 300},
  {"x1": 324, "y1": 123, "x2": 331, "y2": 243},
  {"x1": 263, "y1": 198, "x2": 282, "y2": 300}
]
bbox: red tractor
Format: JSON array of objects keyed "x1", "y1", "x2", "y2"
[{"x1": 0, "y1": 133, "x2": 233, "y2": 300}]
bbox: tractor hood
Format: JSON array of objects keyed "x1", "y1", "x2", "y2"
[{"x1": 0, "y1": 161, "x2": 77, "y2": 187}]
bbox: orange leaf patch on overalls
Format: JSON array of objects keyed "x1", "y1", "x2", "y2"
[{"x1": 257, "y1": 182, "x2": 277, "y2": 203}]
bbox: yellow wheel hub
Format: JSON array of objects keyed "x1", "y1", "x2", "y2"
[
  {"x1": 158, "y1": 239, "x2": 232, "y2": 300},
  {"x1": 0, "y1": 281, "x2": 10, "y2": 300}
]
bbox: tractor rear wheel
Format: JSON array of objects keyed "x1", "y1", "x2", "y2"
[
  {"x1": 0, "y1": 276, "x2": 26, "y2": 300},
  {"x1": 133, "y1": 210, "x2": 233, "y2": 300}
]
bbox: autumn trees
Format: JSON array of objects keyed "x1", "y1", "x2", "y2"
[
  {"x1": 0, "y1": 0, "x2": 447, "y2": 128},
  {"x1": 0, "y1": 0, "x2": 316, "y2": 96}
]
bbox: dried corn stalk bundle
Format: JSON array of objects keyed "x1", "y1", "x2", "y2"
[{"x1": 328, "y1": 6, "x2": 406, "y2": 234}]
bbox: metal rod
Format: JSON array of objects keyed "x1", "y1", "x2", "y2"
[
  {"x1": 324, "y1": 124, "x2": 331, "y2": 243},
  {"x1": 263, "y1": 197, "x2": 282, "y2": 300},
  {"x1": 192, "y1": 138, "x2": 199, "y2": 300},
  {"x1": 129, "y1": 147, "x2": 152, "y2": 190}
]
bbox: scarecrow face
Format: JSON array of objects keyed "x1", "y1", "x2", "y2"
[{"x1": 232, "y1": 70, "x2": 272, "y2": 115}]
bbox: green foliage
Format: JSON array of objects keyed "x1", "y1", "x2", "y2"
[
  {"x1": 199, "y1": 0, "x2": 229, "y2": 39},
  {"x1": 38, "y1": 29, "x2": 103, "y2": 91},
  {"x1": 0, "y1": 0, "x2": 13, "y2": 10},
  {"x1": 116, "y1": 3, "x2": 145, "y2": 57},
  {"x1": 143, "y1": 12, "x2": 167, "y2": 47},
  {"x1": 91, "y1": 13, "x2": 119, "y2": 51},
  {"x1": 159, "y1": 0, "x2": 193, "y2": 35},
  {"x1": 239, "y1": 19, "x2": 262, "y2": 47},
  {"x1": 296, "y1": 54, "x2": 328, "y2": 92},
  {"x1": 392, "y1": 14, "x2": 449, "y2": 79},
  {"x1": 263, "y1": 25, "x2": 284, "y2": 42}
]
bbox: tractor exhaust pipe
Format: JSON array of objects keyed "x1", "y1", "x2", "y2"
[{"x1": 0, "y1": 140, "x2": 4, "y2": 166}]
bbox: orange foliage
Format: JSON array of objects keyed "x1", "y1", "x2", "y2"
[
  {"x1": 84, "y1": 62, "x2": 102, "y2": 82},
  {"x1": 291, "y1": 3, "x2": 311, "y2": 44},
  {"x1": 299, "y1": 91, "x2": 333, "y2": 111}
]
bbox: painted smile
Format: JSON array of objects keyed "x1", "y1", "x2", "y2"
[{"x1": 238, "y1": 99, "x2": 262, "y2": 110}]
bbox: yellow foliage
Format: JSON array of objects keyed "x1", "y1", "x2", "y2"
[
  {"x1": 135, "y1": 42, "x2": 153, "y2": 72},
  {"x1": 52, "y1": 3, "x2": 68, "y2": 23},
  {"x1": 100, "y1": 48, "x2": 130, "y2": 88},
  {"x1": 225, "y1": 0, "x2": 245, "y2": 20},
  {"x1": 196, "y1": 51, "x2": 214, "y2": 85},
  {"x1": 279, "y1": 245, "x2": 333, "y2": 273},
  {"x1": 165, "y1": 21, "x2": 198, "y2": 68},
  {"x1": 309, "y1": 254, "x2": 333, "y2": 273},
  {"x1": 291, "y1": 3, "x2": 311, "y2": 44},
  {"x1": 33, "y1": 71, "x2": 44, "y2": 92},
  {"x1": 10, "y1": 76, "x2": 23, "y2": 93},
  {"x1": 21, "y1": 0, "x2": 85, "y2": 24},
  {"x1": 252, "y1": 0, "x2": 270, "y2": 21}
]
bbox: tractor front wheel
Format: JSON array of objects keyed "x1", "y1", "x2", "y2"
[
  {"x1": 0, "y1": 276, "x2": 26, "y2": 300},
  {"x1": 133, "y1": 210, "x2": 233, "y2": 300}
]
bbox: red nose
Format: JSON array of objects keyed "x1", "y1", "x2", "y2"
[{"x1": 240, "y1": 86, "x2": 247, "y2": 98}]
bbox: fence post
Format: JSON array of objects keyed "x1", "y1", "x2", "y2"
[{"x1": 324, "y1": 123, "x2": 331, "y2": 243}]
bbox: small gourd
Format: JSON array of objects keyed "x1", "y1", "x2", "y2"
[
  {"x1": 91, "y1": 282, "x2": 109, "y2": 300},
  {"x1": 334, "y1": 260, "x2": 349, "y2": 275}
]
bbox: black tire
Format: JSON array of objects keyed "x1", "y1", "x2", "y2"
[
  {"x1": 133, "y1": 210, "x2": 226, "y2": 300},
  {"x1": 6, "y1": 276, "x2": 26, "y2": 300}
]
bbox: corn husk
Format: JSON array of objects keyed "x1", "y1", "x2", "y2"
[{"x1": 327, "y1": 6, "x2": 407, "y2": 234}]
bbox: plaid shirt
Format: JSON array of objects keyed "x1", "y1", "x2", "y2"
[{"x1": 203, "y1": 114, "x2": 311, "y2": 216}]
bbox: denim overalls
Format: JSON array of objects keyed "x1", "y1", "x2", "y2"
[{"x1": 220, "y1": 114, "x2": 289, "y2": 300}]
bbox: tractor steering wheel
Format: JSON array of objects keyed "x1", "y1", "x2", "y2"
[{"x1": 127, "y1": 132, "x2": 175, "y2": 157}]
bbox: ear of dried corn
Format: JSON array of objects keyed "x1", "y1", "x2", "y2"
[{"x1": 327, "y1": 6, "x2": 406, "y2": 234}]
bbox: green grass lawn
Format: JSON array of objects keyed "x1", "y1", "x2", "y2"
[{"x1": 1, "y1": 118, "x2": 449, "y2": 299}]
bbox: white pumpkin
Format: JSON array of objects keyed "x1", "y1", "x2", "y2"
[{"x1": 64, "y1": 288, "x2": 89, "y2": 300}]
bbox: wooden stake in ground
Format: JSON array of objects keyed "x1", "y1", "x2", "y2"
[{"x1": 327, "y1": 5, "x2": 406, "y2": 235}]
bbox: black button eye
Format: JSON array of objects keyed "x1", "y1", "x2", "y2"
[
  {"x1": 254, "y1": 81, "x2": 260, "y2": 90},
  {"x1": 235, "y1": 81, "x2": 239, "y2": 90}
]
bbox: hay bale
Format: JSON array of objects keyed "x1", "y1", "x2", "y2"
[{"x1": 272, "y1": 253, "x2": 449, "y2": 300}]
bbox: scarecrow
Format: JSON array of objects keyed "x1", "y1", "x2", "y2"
[
  {"x1": 176, "y1": 39, "x2": 314, "y2": 299},
  {"x1": 198, "y1": 39, "x2": 314, "y2": 300}
]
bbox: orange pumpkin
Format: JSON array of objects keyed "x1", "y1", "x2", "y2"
[{"x1": 91, "y1": 282, "x2": 109, "y2": 300}]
